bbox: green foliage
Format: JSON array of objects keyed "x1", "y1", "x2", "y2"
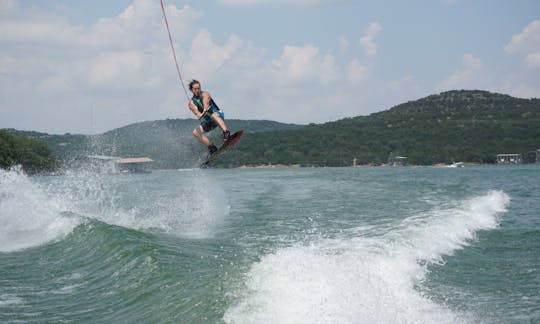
[
  {"x1": 88, "y1": 119, "x2": 303, "y2": 168},
  {"x1": 217, "y1": 90, "x2": 540, "y2": 167},
  {"x1": 0, "y1": 130, "x2": 59, "y2": 174},
  {"x1": 5, "y1": 119, "x2": 303, "y2": 169},
  {"x1": 4, "y1": 90, "x2": 539, "y2": 169}
]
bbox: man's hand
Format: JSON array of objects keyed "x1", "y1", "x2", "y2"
[{"x1": 198, "y1": 108, "x2": 208, "y2": 120}]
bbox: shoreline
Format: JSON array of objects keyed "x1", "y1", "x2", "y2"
[{"x1": 235, "y1": 162, "x2": 487, "y2": 169}]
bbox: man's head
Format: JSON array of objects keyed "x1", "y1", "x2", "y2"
[{"x1": 189, "y1": 80, "x2": 201, "y2": 96}]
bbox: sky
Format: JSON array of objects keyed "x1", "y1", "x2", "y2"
[{"x1": 1, "y1": 0, "x2": 539, "y2": 134}]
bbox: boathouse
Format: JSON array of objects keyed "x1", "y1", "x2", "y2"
[
  {"x1": 388, "y1": 156, "x2": 408, "y2": 166},
  {"x1": 86, "y1": 155, "x2": 154, "y2": 173},
  {"x1": 496, "y1": 154, "x2": 523, "y2": 164}
]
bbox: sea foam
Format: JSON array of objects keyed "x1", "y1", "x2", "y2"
[
  {"x1": 0, "y1": 166, "x2": 229, "y2": 252},
  {"x1": 0, "y1": 168, "x2": 79, "y2": 252},
  {"x1": 225, "y1": 191, "x2": 510, "y2": 324},
  {"x1": 43, "y1": 168, "x2": 229, "y2": 239}
]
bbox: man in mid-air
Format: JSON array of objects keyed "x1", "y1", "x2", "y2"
[{"x1": 188, "y1": 80, "x2": 232, "y2": 156}]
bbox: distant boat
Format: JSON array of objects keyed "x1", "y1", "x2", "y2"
[{"x1": 446, "y1": 162, "x2": 465, "y2": 168}]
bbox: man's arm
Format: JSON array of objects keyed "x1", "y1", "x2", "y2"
[
  {"x1": 202, "y1": 91, "x2": 212, "y2": 111},
  {"x1": 188, "y1": 101, "x2": 204, "y2": 119}
]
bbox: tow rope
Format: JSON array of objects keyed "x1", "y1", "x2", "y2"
[{"x1": 159, "y1": 0, "x2": 190, "y2": 101}]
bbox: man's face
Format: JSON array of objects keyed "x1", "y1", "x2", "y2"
[{"x1": 191, "y1": 83, "x2": 201, "y2": 96}]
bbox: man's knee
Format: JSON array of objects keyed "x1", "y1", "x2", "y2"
[{"x1": 210, "y1": 111, "x2": 224, "y2": 122}]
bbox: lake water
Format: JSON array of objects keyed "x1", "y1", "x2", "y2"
[{"x1": 1, "y1": 165, "x2": 538, "y2": 323}]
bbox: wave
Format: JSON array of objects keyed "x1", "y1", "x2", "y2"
[
  {"x1": 224, "y1": 191, "x2": 510, "y2": 324},
  {"x1": 0, "y1": 167, "x2": 80, "y2": 253},
  {"x1": 0, "y1": 167, "x2": 229, "y2": 253},
  {"x1": 52, "y1": 168, "x2": 229, "y2": 239}
]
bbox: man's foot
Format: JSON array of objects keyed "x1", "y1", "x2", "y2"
[
  {"x1": 223, "y1": 130, "x2": 232, "y2": 143},
  {"x1": 208, "y1": 143, "x2": 218, "y2": 155}
]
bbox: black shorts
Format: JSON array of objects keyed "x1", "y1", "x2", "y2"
[
  {"x1": 200, "y1": 109, "x2": 224, "y2": 132},
  {"x1": 201, "y1": 119, "x2": 218, "y2": 132}
]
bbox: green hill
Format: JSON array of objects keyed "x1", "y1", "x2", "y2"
[
  {"x1": 5, "y1": 119, "x2": 303, "y2": 169},
  {"x1": 5, "y1": 90, "x2": 539, "y2": 169},
  {"x1": 218, "y1": 90, "x2": 540, "y2": 167},
  {"x1": 0, "y1": 130, "x2": 59, "y2": 174}
]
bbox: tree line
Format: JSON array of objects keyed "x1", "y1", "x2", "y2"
[
  {"x1": 3, "y1": 90, "x2": 539, "y2": 170},
  {"x1": 0, "y1": 130, "x2": 58, "y2": 174},
  {"x1": 216, "y1": 90, "x2": 540, "y2": 167}
]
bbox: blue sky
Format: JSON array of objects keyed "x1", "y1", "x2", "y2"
[{"x1": 1, "y1": 0, "x2": 539, "y2": 134}]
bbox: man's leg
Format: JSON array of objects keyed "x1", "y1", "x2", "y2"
[
  {"x1": 193, "y1": 125, "x2": 218, "y2": 155},
  {"x1": 193, "y1": 126, "x2": 211, "y2": 146},
  {"x1": 210, "y1": 113, "x2": 232, "y2": 142},
  {"x1": 210, "y1": 113, "x2": 228, "y2": 133}
]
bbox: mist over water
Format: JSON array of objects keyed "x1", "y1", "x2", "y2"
[
  {"x1": 1, "y1": 165, "x2": 538, "y2": 323},
  {"x1": 0, "y1": 164, "x2": 228, "y2": 253},
  {"x1": 0, "y1": 167, "x2": 79, "y2": 252}
]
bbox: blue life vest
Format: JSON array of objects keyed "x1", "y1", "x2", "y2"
[{"x1": 192, "y1": 92, "x2": 220, "y2": 121}]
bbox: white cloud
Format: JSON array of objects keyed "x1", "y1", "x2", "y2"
[
  {"x1": 503, "y1": 83, "x2": 540, "y2": 99},
  {"x1": 0, "y1": 0, "x2": 18, "y2": 13},
  {"x1": 0, "y1": 0, "x2": 378, "y2": 133},
  {"x1": 90, "y1": 51, "x2": 144, "y2": 87},
  {"x1": 319, "y1": 54, "x2": 339, "y2": 84},
  {"x1": 11, "y1": 0, "x2": 536, "y2": 135},
  {"x1": 36, "y1": 75, "x2": 72, "y2": 95},
  {"x1": 440, "y1": 0, "x2": 461, "y2": 6},
  {"x1": 218, "y1": 0, "x2": 339, "y2": 6},
  {"x1": 347, "y1": 59, "x2": 367, "y2": 83},
  {"x1": 439, "y1": 53, "x2": 483, "y2": 89},
  {"x1": 0, "y1": 0, "x2": 205, "y2": 133},
  {"x1": 0, "y1": 55, "x2": 14, "y2": 74},
  {"x1": 505, "y1": 20, "x2": 540, "y2": 70},
  {"x1": 463, "y1": 53, "x2": 482, "y2": 69},
  {"x1": 360, "y1": 22, "x2": 382, "y2": 58},
  {"x1": 343, "y1": 22, "x2": 382, "y2": 85},
  {"x1": 271, "y1": 44, "x2": 338, "y2": 85},
  {"x1": 165, "y1": 4, "x2": 203, "y2": 40},
  {"x1": 525, "y1": 52, "x2": 540, "y2": 69},
  {"x1": 381, "y1": 75, "x2": 420, "y2": 97},
  {"x1": 339, "y1": 36, "x2": 350, "y2": 54},
  {"x1": 85, "y1": 0, "x2": 155, "y2": 49},
  {"x1": 0, "y1": 18, "x2": 80, "y2": 45},
  {"x1": 187, "y1": 30, "x2": 243, "y2": 80},
  {"x1": 504, "y1": 20, "x2": 540, "y2": 54},
  {"x1": 441, "y1": 53, "x2": 540, "y2": 100}
]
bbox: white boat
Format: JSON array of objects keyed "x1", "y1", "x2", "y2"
[{"x1": 446, "y1": 162, "x2": 465, "y2": 168}]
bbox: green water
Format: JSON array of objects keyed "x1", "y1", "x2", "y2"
[{"x1": 1, "y1": 165, "x2": 538, "y2": 323}]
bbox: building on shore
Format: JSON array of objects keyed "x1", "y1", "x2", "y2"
[
  {"x1": 388, "y1": 156, "x2": 408, "y2": 167},
  {"x1": 115, "y1": 157, "x2": 154, "y2": 173},
  {"x1": 86, "y1": 155, "x2": 154, "y2": 173},
  {"x1": 496, "y1": 153, "x2": 522, "y2": 164}
]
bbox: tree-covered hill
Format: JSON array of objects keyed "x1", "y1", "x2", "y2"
[
  {"x1": 5, "y1": 119, "x2": 303, "y2": 169},
  {"x1": 0, "y1": 130, "x2": 59, "y2": 174},
  {"x1": 218, "y1": 90, "x2": 540, "y2": 167},
  {"x1": 5, "y1": 90, "x2": 539, "y2": 169}
]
